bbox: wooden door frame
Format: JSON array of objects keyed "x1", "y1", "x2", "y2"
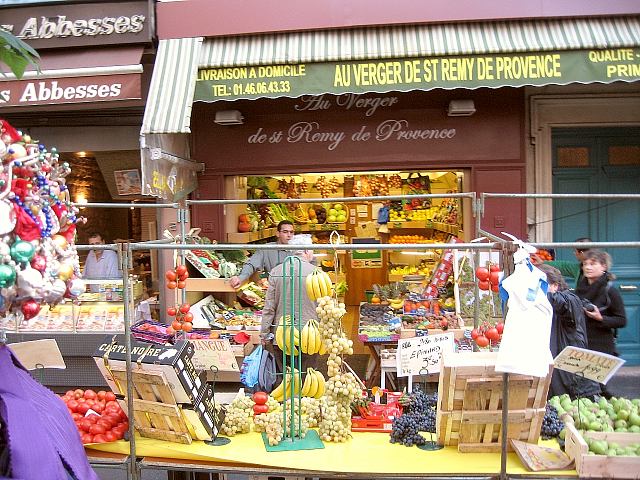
[{"x1": 528, "y1": 93, "x2": 640, "y2": 242}]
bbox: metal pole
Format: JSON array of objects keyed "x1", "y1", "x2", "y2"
[{"x1": 121, "y1": 243, "x2": 138, "y2": 480}]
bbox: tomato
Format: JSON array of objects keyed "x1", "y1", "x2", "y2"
[
  {"x1": 182, "y1": 322, "x2": 193, "y2": 333},
  {"x1": 80, "y1": 419, "x2": 93, "y2": 433},
  {"x1": 179, "y1": 303, "x2": 191, "y2": 314},
  {"x1": 112, "y1": 426, "x2": 126, "y2": 440},
  {"x1": 83, "y1": 389, "x2": 97, "y2": 400},
  {"x1": 489, "y1": 271, "x2": 500, "y2": 286},
  {"x1": 97, "y1": 419, "x2": 112, "y2": 430},
  {"x1": 97, "y1": 390, "x2": 106, "y2": 401},
  {"x1": 103, "y1": 413, "x2": 121, "y2": 427},
  {"x1": 253, "y1": 404, "x2": 269, "y2": 415},
  {"x1": 175, "y1": 265, "x2": 188, "y2": 277},
  {"x1": 92, "y1": 434, "x2": 107, "y2": 443},
  {"x1": 252, "y1": 392, "x2": 269, "y2": 405},
  {"x1": 76, "y1": 403, "x2": 90, "y2": 415},
  {"x1": 478, "y1": 280, "x2": 490, "y2": 291},
  {"x1": 74, "y1": 388, "x2": 84, "y2": 398},
  {"x1": 475, "y1": 335, "x2": 490, "y2": 348},
  {"x1": 491, "y1": 283, "x2": 499, "y2": 292},
  {"x1": 177, "y1": 280, "x2": 187, "y2": 289},
  {"x1": 120, "y1": 421, "x2": 129, "y2": 431},
  {"x1": 81, "y1": 434, "x2": 94, "y2": 444},
  {"x1": 165, "y1": 270, "x2": 177, "y2": 282},
  {"x1": 104, "y1": 431, "x2": 117, "y2": 443},
  {"x1": 65, "y1": 390, "x2": 75, "y2": 398},
  {"x1": 489, "y1": 264, "x2": 501, "y2": 272},
  {"x1": 167, "y1": 281, "x2": 177, "y2": 289},
  {"x1": 89, "y1": 424, "x2": 106, "y2": 435},
  {"x1": 166, "y1": 306, "x2": 177, "y2": 317},
  {"x1": 172, "y1": 320, "x2": 183, "y2": 331},
  {"x1": 470, "y1": 328, "x2": 480, "y2": 340},
  {"x1": 67, "y1": 399, "x2": 79, "y2": 412},
  {"x1": 475, "y1": 267, "x2": 490, "y2": 281},
  {"x1": 105, "y1": 392, "x2": 117, "y2": 402},
  {"x1": 496, "y1": 322, "x2": 505, "y2": 334},
  {"x1": 485, "y1": 327, "x2": 500, "y2": 341},
  {"x1": 183, "y1": 312, "x2": 194, "y2": 323},
  {"x1": 92, "y1": 403, "x2": 104, "y2": 414},
  {"x1": 87, "y1": 414, "x2": 99, "y2": 424}
]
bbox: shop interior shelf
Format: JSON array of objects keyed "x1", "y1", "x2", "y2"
[
  {"x1": 387, "y1": 220, "x2": 459, "y2": 236},
  {"x1": 185, "y1": 278, "x2": 236, "y2": 293},
  {"x1": 226, "y1": 227, "x2": 277, "y2": 244}
]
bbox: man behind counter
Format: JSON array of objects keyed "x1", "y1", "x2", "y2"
[
  {"x1": 83, "y1": 232, "x2": 122, "y2": 292},
  {"x1": 229, "y1": 220, "x2": 295, "y2": 289}
]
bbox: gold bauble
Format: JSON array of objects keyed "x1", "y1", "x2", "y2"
[
  {"x1": 52, "y1": 234, "x2": 68, "y2": 250},
  {"x1": 58, "y1": 263, "x2": 74, "y2": 281}
]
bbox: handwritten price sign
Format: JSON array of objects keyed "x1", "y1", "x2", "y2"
[
  {"x1": 554, "y1": 346, "x2": 625, "y2": 384},
  {"x1": 396, "y1": 332, "x2": 455, "y2": 377}
]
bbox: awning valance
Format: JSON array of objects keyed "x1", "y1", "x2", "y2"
[{"x1": 142, "y1": 16, "x2": 640, "y2": 134}]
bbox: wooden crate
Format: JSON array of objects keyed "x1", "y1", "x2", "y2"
[
  {"x1": 564, "y1": 423, "x2": 640, "y2": 478},
  {"x1": 436, "y1": 351, "x2": 551, "y2": 453},
  {"x1": 111, "y1": 368, "x2": 193, "y2": 444}
]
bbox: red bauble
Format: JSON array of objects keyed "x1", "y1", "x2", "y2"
[
  {"x1": 30, "y1": 254, "x2": 47, "y2": 272},
  {"x1": 22, "y1": 300, "x2": 41, "y2": 320}
]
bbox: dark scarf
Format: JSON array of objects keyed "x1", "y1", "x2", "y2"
[{"x1": 575, "y1": 273, "x2": 611, "y2": 310}]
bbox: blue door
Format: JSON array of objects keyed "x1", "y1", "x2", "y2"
[{"x1": 552, "y1": 127, "x2": 640, "y2": 365}]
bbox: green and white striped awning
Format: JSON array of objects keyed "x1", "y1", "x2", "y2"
[{"x1": 142, "y1": 16, "x2": 640, "y2": 134}]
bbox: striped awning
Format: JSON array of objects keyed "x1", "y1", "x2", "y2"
[{"x1": 142, "y1": 16, "x2": 640, "y2": 134}]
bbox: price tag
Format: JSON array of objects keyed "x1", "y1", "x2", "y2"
[
  {"x1": 554, "y1": 346, "x2": 625, "y2": 384},
  {"x1": 396, "y1": 332, "x2": 455, "y2": 377}
]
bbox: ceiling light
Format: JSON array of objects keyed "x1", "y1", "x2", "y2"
[
  {"x1": 447, "y1": 99, "x2": 476, "y2": 116},
  {"x1": 214, "y1": 110, "x2": 244, "y2": 125}
]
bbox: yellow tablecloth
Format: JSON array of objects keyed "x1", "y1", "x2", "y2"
[{"x1": 86, "y1": 432, "x2": 578, "y2": 477}]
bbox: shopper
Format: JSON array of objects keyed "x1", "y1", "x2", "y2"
[
  {"x1": 229, "y1": 220, "x2": 295, "y2": 289},
  {"x1": 83, "y1": 232, "x2": 121, "y2": 291},
  {"x1": 260, "y1": 234, "x2": 319, "y2": 375},
  {"x1": 537, "y1": 264, "x2": 601, "y2": 399},
  {"x1": 533, "y1": 237, "x2": 592, "y2": 288}
]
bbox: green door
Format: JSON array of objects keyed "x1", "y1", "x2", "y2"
[{"x1": 552, "y1": 127, "x2": 640, "y2": 365}]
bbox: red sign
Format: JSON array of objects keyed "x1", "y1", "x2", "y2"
[{"x1": 0, "y1": 74, "x2": 141, "y2": 107}]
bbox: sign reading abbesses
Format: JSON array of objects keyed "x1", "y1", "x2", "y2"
[
  {"x1": 396, "y1": 332, "x2": 455, "y2": 377},
  {"x1": 195, "y1": 49, "x2": 640, "y2": 101}
]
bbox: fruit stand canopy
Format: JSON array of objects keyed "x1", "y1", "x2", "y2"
[{"x1": 141, "y1": 16, "x2": 640, "y2": 135}]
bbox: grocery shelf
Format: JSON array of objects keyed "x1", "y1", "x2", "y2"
[
  {"x1": 226, "y1": 227, "x2": 277, "y2": 243},
  {"x1": 185, "y1": 277, "x2": 236, "y2": 292},
  {"x1": 388, "y1": 221, "x2": 430, "y2": 229}
]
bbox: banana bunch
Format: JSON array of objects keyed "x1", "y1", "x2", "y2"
[
  {"x1": 292, "y1": 206, "x2": 310, "y2": 224},
  {"x1": 389, "y1": 298, "x2": 404, "y2": 310},
  {"x1": 275, "y1": 318, "x2": 300, "y2": 356},
  {"x1": 300, "y1": 319, "x2": 323, "y2": 354},
  {"x1": 300, "y1": 368, "x2": 326, "y2": 399},
  {"x1": 271, "y1": 367, "x2": 301, "y2": 402},
  {"x1": 305, "y1": 269, "x2": 333, "y2": 301}
]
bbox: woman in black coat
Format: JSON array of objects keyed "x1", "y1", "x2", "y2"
[
  {"x1": 538, "y1": 265, "x2": 601, "y2": 399},
  {"x1": 575, "y1": 250, "x2": 627, "y2": 357}
]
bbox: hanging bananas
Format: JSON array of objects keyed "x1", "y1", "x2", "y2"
[
  {"x1": 305, "y1": 269, "x2": 333, "y2": 301},
  {"x1": 300, "y1": 368, "x2": 326, "y2": 399},
  {"x1": 275, "y1": 317, "x2": 300, "y2": 356},
  {"x1": 271, "y1": 367, "x2": 301, "y2": 402},
  {"x1": 300, "y1": 319, "x2": 323, "y2": 354}
]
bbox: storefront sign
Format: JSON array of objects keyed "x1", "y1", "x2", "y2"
[
  {"x1": 294, "y1": 94, "x2": 399, "y2": 117},
  {"x1": 190, "y1": 339, "x2": 239, "y2": 373},
  {"x1": 0, "y1": 1, "x2": 150, "y2": 49},
  {"x1": 554, "y1": 346, "x2": 625, "y2": 384},
  {"x1": 195, "y1": 48, "x2": 640, "y2": 101},
  {"x1": 396, "y1": 332, "x2": 455, "y2": 377},
  {"x1": 0, "y1": 74, "x2": 141, "y2": 107},
  {"x1": 351, "y1": 237, "x2": 382, "y2": 268},
  {"x1": 141, "y1": 147, "x2": 199, "y2": 202}
]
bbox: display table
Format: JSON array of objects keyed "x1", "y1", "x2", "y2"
[{"x1": 85, "y1": 432, "x2": 578, "y2": 478}]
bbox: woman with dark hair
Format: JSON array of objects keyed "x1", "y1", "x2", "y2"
[
  {"x1": 575, "y1": 250, "x2": 627, "y2": 357},
  {"x1": 538, "y1": 264, "x2": 601, "y2": 399}
]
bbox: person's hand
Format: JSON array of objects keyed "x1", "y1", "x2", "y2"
[
  {"x1": 584, "y1": 306, "x2": 603, "y2": 321},
  {"x1": 530, "y1": 253, "x2": 544, "y2": 265},
  {"x1": 229, "y1": 276, "x2": 241, "y2": 289}
]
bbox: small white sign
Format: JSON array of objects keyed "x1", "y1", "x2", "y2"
[
  {"x1": 554, "y1": 346, "x2": 625, "y2": 384},
  {"x1": 396, "y1": 332, "x2": 455, "y2": 377}
]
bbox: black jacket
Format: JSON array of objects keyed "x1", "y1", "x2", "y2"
[
  {"x1": 575, "y1": 273, "x2": 627, "y2": 355},
  {"x1": 547, "y1": 290, "x2": 601, "y2": 398}
]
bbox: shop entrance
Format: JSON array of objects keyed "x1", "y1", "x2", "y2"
[{"x1": 552, "y1": 127, "x2": 640, "y2": 364}]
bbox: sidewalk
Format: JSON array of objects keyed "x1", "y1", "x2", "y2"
[{"x1": 607, "y1": 365, "x2": 640, "y2": 399}]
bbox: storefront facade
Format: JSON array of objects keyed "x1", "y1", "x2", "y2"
[{"x1": 143, "y1": 2, "x2": 640, "y2": 363}]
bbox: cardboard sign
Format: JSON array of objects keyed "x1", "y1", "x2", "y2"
[
  {"x1": 9, "y1": 339, "x2": 65, "y2": 370},
  {"x1": 511, "y1": 439, "x2": 573, "y2": 472},
  {"x1": 554, "y1": 346, "x2": 625, "y2": 384},
  {"x1": 190, "y1": 339, "x2": 239, "y2": 373},
  {"x1": 396, "y1": 332, "x2": 455, "y2": 377}
]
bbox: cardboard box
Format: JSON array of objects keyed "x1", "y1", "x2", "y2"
[
  {"x1": 181, "y1": 382, "x2": 226, "y2": 441},
  {"x1": 93, "y1": 336, "x2": 205, "y2": 404}
]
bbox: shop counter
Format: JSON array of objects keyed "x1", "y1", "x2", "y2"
[{"x1": 86, "y1": 432, "x2": 578, "y2": 478}]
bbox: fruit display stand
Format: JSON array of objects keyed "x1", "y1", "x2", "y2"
[
  {"x1": 564, "y1": 422, "x2": 640, "y2": 478},
  {"x1": 436, "y1": 351, "x2": 551, "y2": 453}
]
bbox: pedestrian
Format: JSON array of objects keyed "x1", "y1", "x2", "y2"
[
  {"x1": 83, "y1": 232, "x2": 121, "y2": 291},
  {"x1": 260, "y1": 234, "x2": 319, "y2": 374},
  {"x1": 229, "y1": 220, "x2": 295, "y2": 289},
  {"x1": 537, "y1": 264, "x2": 601, "y2": 399},
  {"x1": 575, "y1": 249, "x2": 627, "y2": 398},
  {"x1": 534, "y1": 237, "x2": 591, "y2": 288}
]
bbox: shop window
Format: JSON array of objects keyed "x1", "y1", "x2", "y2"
[
  {"x1": 608, "y1": 145, "x2": 640, "y2": 166},
  {"x1": 556, "y1": 147, "x2": 590, "y2": 167}
]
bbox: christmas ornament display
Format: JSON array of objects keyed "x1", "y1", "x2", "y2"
[{"x1": 0, "y1": 119, "x2": 84, "y2": 324}]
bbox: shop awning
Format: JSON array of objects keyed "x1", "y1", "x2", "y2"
[{"x1": 142, "y1": 16, "x2": 640, "y2": 134}]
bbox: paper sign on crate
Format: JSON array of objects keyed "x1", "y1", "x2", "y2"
[
  {"x1": 554, "y1": 345, "x2": 625, "y2": 384},
  {"x1": 190, "y1": 339, "x2": 239, "y2": 372},
  {"x1": 396, "y1": 332, "x2": 454, "y2": 377}
]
